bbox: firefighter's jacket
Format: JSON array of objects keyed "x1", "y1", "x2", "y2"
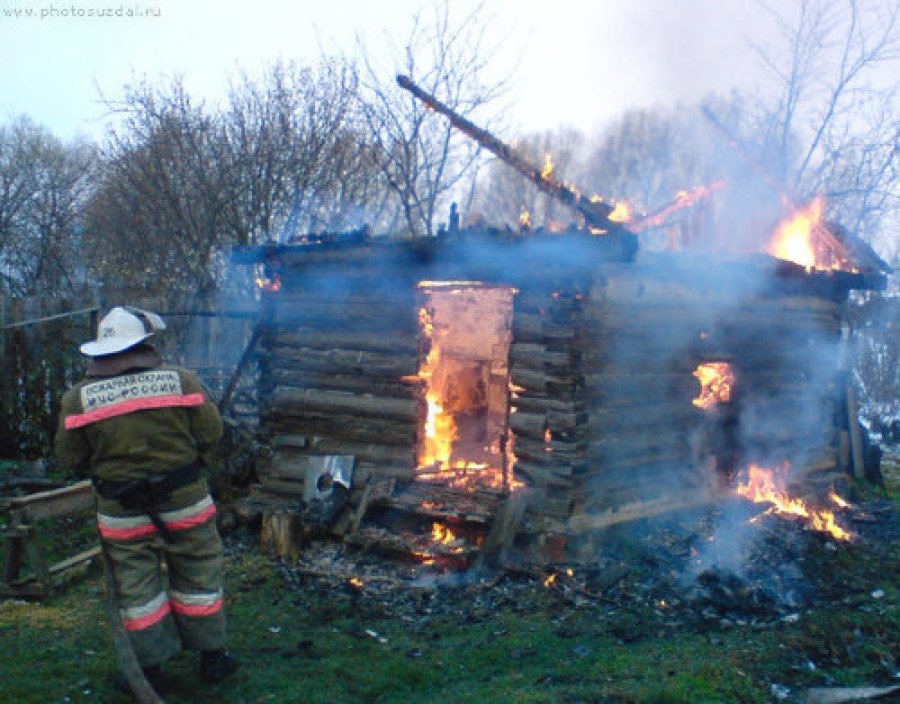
[
  {"x1": 54, "y1": 353, "x2": 228, "y2": 666},
  {"x1": 55, "y1": 360, "x2": 223, "y2": 485}
]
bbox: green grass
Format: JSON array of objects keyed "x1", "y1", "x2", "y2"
[
  {"x1": 2, "y1": 476, "x2": 899, "y2": 704},
  {"x1": 1, "y1": 539, "x2": 897, "y2": 704}
]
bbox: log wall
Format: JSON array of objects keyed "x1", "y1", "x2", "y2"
[
  {"x1": 249, "y1": 240, "x2": 851, "y2": 530},
  {"x1": 579, "y1": 257, "x2": 845, "y2": 513},
  {"x1": 258, "y1": 261, "x2": 420, "y2": 495},
  {"x1": 509, "y1": 286, "x2": 589, "y2": 516}
]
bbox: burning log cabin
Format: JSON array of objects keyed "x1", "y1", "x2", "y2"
[
  {"x1": 230, "y1": 74, "x2": 890, "y2": 564},
  {"x1": 233, "y1": 222, "x2": 888, "y2": 563}
]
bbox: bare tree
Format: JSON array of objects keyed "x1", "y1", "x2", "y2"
[
  {"x1": 84, "y1": 77, "x2": 234, "y2": 308},
  {"x1": 582, "y1": 107, "x2": 724, "y2": 213},
  {"x1": 748, "y1": 0, "x2": 899, "y2": 248},
  {"x1": 357, "y1": 1, "x2": 509, "y2": 237},
  {"x1": 222, "y1": 58, "x2": 389, "y2": 245},
  {"x1": 0, "y1": 117, "x2": 96, "y2": 297}
]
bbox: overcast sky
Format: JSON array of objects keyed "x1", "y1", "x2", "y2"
[{"x1": 0, "y1": 0, "x2": 785, "y2": 141}]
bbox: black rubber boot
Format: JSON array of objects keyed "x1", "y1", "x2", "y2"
[
  {"x1": 114, "y1": 664, "x2": 166, "y2": 696},
  {"x1": 200, "y1": 649, "x2": 240, "y2": 683}
]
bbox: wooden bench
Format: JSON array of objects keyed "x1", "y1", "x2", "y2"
[{"x1": 1, "y1": 480, "x2": 98, "y2": 599}]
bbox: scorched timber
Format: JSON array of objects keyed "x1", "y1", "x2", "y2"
[
  {"x1": 512, "y1": 314, "x2": 582, "y2": 342},
  {"x1": 511, "y1": 395, "x2": 585, "y2": 415},
  {"x1": 378, "y1": 481, "x2": 504, "y2": 520},
  {"x1": 299, "y1": 441, "x2": 413, "y2": 466},
  {"x1": 271, "y1": 283, "x2": 416, "y2": 302},
  {"x1": 514, "y1": 463, "x2": 579, "y2": 491},
  {"x1": 263, "y1": 413, "x2": 416, "y2": 447},
  {"x1": 589, "y1": 427, "x2": 691, "y2": 453},
  {"x1": 267, "y1": 388, "x2": 417, "y2": 422},
  {"x1": 271, "y1": 304, "x2": 415, "y2": 331},
  {"x1": 269, "y1": 330, "x2": 418, "y2": 355},
  {"x1": 509, "y1": 345, "x2": 580, "y2": 373},
  {"x1": 509, "y1": 368, "x2": 584, "y2": 396},
  {"x1": 575, "y1": 452, "x2": 697, "y2": 479},
  {"x1": 508, "y1": 411, "x2": 583, "y2": 438},
  {"x1": 266, "y1": 348, "x2": 418, "y2": 378},
  {"x1": 266, "y1": 371, "x2": 417, "y2": 399}
]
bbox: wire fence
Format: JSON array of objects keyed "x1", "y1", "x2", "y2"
[{"x1": 0, "y1": 296, "x2": 258, "y2": 464}]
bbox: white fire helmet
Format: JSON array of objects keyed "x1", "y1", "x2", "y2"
[{"x1": 79, "y1": 306, "x2": 166, "y2": 357}]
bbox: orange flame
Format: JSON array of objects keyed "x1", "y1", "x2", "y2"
[
  {"x1": 416, "y1": 307, "x2": 457, "y2": 469},
  {"x1": 829, "y1": 491, "x2": 852, "y2": 509},
  {"x1": 766, "y1": 198, "x2": 824, "y2": 269},
  {"x1": 608, "y1": 201, "x2": 633, "y2": 223},
  {"x1": 692, "y1": 362, "x2": 734, "y2": 409},
  {"x1": 541, "y1": 153, "x2": 554, "y2": 180},
  {"x1": 631, "y1": 180, "x2": 726, "y2": 232},
  {"x1": 348, "y1": 577, "x2": 364, "y2": 588},
  {"x1": 519, "y1": 209, "x2": 532, "y2": 228},
  {"x1": 735, "y1": 463, "x2": 852, "y2": 541},
  {"x1": 432, "y1": 522, "x2": 457, "y2": 545}
]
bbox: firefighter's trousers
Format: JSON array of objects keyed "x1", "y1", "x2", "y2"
[{"x1": 97, "y1": 481, "x2": 228, "y2": 667}]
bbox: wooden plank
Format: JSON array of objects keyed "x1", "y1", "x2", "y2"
[
  {"x1": 49, "y1": 546, "x2": 101, "y2": 577},
  {"x1": 509, "y1": 411, "x2": 583, "y2": 438},
  {"x1": 267, "y1": 371, "x2": 418, "y2": 399},
  {"x1": 267, "y1": 388, "x2": 417, "y2": 422},
  {"x1": 22, "y1": 535, "x2": 50, "y2": 588},
  {"x1": 509, "y1": 368, "x2": 583, "y2": 396},
  {"x1": 510, "y1": 395, "x2": 583, "y2": 415},
  {"x1": 264, "y1": 412, "x2": 417, "y2": 447},
  {"x1": 9, "y1": 480, "x2": 93, "y2": 521},
  {"x1": 307, "y1": 441, "x2": 413, "y2": 465},
  {"x1": 270, "y1": 329, "x2": 419, "y2": 354},
  {"x1": 266, "y1": 347, "x2": 418, "y2": 378},
  {"x1": 272, "y1": 303, "x2": 415, "y2": 331},
  {"x1": 569, "y1": 491, "x2": 717, "y2": 533},
  {"x1": 476, "y1": 488, "x2": 545, "y2": 568},
  {"x1": 847, "y1": 381, "x2": 864, "y2": 480}
]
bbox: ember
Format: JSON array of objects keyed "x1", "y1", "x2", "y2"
[
  {"x1": 255, "y1": 272, "x2": 282, "y2": 292},
  {"x1": 829, "y1": 491, "x2": 852, "y2": 509},
  {"x1": 692, "y1": 362, "x2": 734, "y2": 409},
  {"x1": 735, "y1": 463, "x2": 852, "y2": 541}
]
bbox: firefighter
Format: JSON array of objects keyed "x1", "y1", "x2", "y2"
[{"x1": 54, "y1": 306, "x2": 238, "y2": 694}]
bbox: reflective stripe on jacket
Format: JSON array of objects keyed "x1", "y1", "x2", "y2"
[{"x1": 98, "y1": 495, "x2": 217, "y2": 540}]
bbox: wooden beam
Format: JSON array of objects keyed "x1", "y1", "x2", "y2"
[
  {"x1": 568, "y1": 491, "x2": 717, "y2": 533},
  {"x1": 846, "y1": 380, "x2": 865, "y2": 480},
  {"x1": 6, "y1": 480, "x2": 92, "y2": 521}
]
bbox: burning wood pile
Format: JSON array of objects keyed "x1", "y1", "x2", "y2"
[{"x1": 230, "y1": 76, "x2": 890, "y2": 571}]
